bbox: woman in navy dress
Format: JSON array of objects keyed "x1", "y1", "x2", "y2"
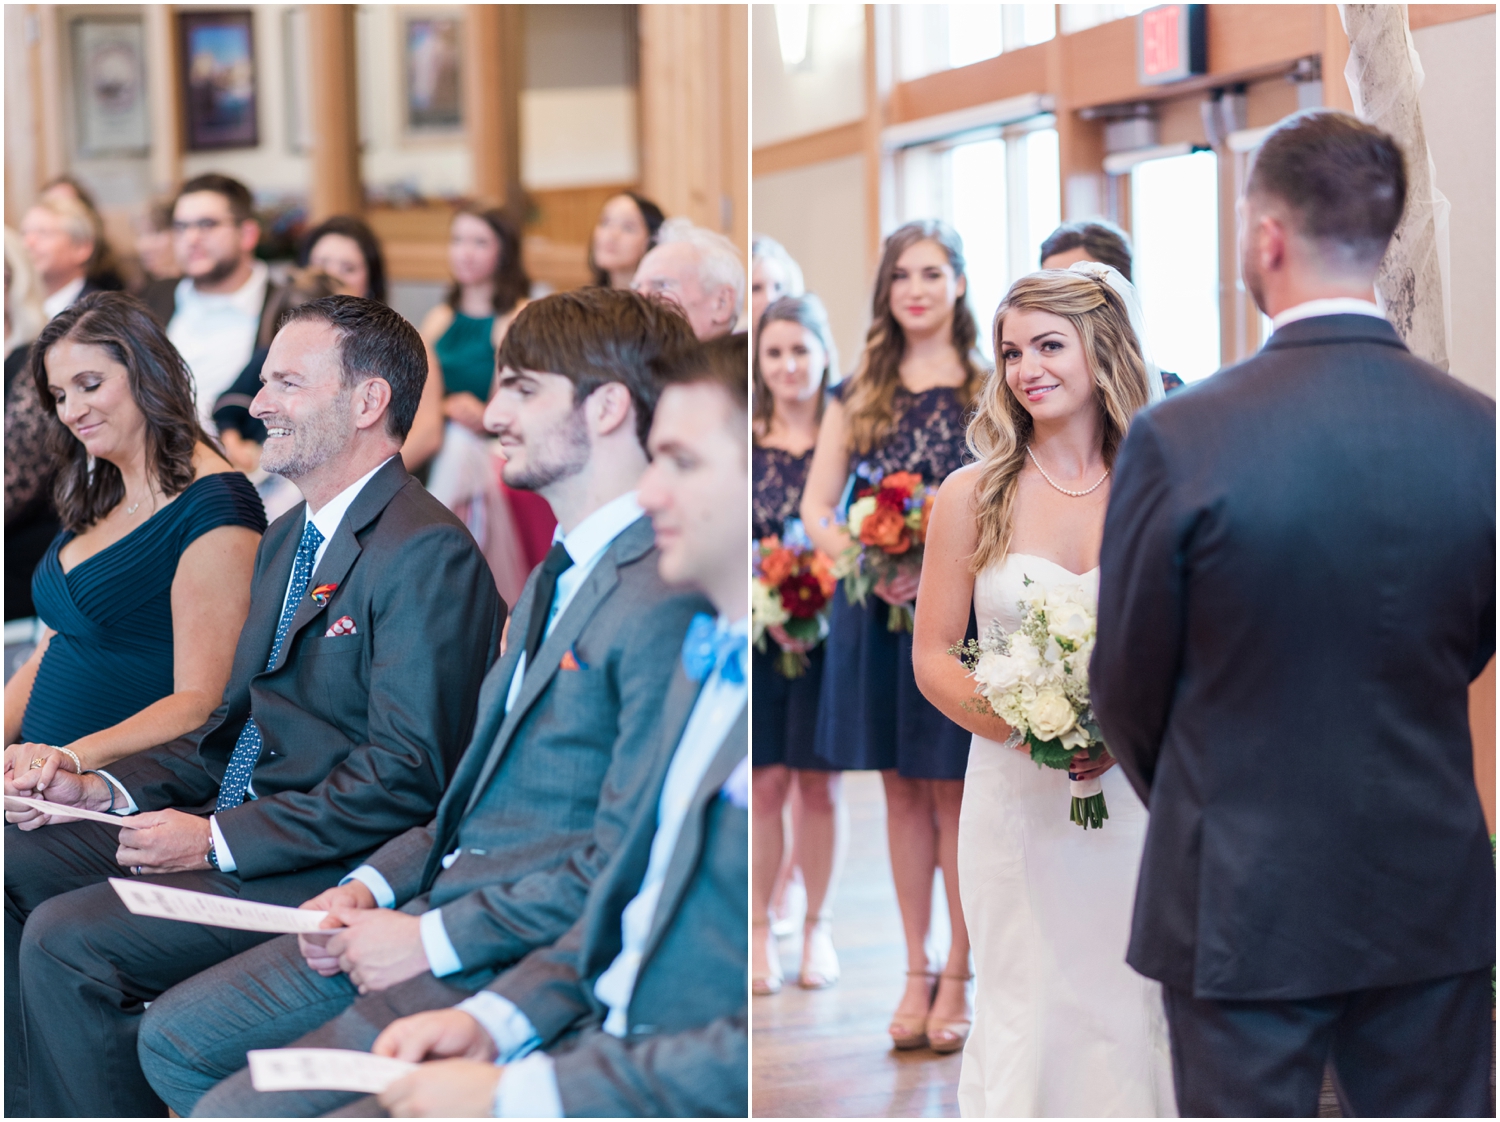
[
  {"x1": 801, "y1": 221, "x2": 988, "y2": 1054},
  {"x1": 3, "y1": 292, "x2": 265, "y2": 796},
  {"x1": 753, "y1": 294, "x2": 845, "y2": 996}
]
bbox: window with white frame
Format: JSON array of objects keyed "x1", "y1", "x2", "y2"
[
  {"x1": 894, "y1": 121, "x2": 1063, "y2": 359},
  {"x1": 1057, "y1": 3, "x2": 1154, "y2": 36},
  {"x1": 897, "y1": 4, "x2": 1056, "y2": 82},
  {"x1": 1129, "y1": 148, "x2": 1221, "y2": 381}
]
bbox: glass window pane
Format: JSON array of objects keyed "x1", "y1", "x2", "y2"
[
  {"x1": 1024, "y1": 128, "x2": 1061, "y2": 270},
  {"x1": 949, "y1": 138, "x2": 1008, "y2": 358},
  {"x1": 1131, "y1": 149, "x2": 1221, "y2": 382},
  {"x1": 1021, "y1": 3, "x2": 1056, "y2": 46},
  {"x1": 947, "y1": 6, "x2": 1004, "y2": 70}
]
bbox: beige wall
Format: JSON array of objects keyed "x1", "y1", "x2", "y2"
[
  {"x1": 1413, "y1": 13, "x2": 1495, "y2": 399},
  {"x1": 751, "y1": 3, "x2": 865, "y2": 148},
  {"x1": 753, "y1": 154, "x2": 869, "y2": 374}
]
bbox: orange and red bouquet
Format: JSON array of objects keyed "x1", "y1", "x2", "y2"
[
  {"x1": 836, "y1": 466, "x2": 937, "y2": 631},
  {"x1": 752, "y1": 520, "x2": 836, "y2": 678}
]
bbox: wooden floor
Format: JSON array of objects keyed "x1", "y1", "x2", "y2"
[
  {"x1": 752, "y1": 771, "x2": 963, "y2": 1118},
  {"x1": 752, "y1": 773, "x2": 1494, "y2": 1118}
]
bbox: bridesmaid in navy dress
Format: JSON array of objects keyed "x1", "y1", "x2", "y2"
[
  {"x1": 3, "y1": 292, "x2": 265, "y2": 793},
  {"x1": 801, "y1": 222, "x2": 989, "y2": 1054},
  {"x1": 752, "y1": 294, "x2": 845, "y2": 996}
]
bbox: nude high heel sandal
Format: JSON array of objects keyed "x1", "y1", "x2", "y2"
[
  {"x1": 926, "y1": 971, "x2": 973, "y2": 1054},
  {"x1": 888, "y1": 970, "x2": 937, "y2": 1050},
  {"x1": 752, "y1": 921, "x2": 783, "y2": 996}
]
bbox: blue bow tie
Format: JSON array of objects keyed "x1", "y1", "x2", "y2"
[{"x1": 681, "y1": 613, "x2": 746, "y2": 684}]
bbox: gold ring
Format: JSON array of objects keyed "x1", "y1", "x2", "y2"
[{"x1": 29, "y1": 758, "x2": 47, "y2": 770}]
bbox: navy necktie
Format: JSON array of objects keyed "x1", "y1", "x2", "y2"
[
  {"x1": 523, "y1": 541, "x2": 574, "y2": 671},
  {"x1": 217, "y1": 519, "x2": 325, "y2": 812}
]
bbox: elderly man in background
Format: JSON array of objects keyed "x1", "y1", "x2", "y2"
[
  {"x1": 19, "y1": 194, "x2": 101, "y2": 320},
  {"x1": 142, "y1": 173, "x2": 282, "y2": 430},
  {"x1": 632, "y1": 217, "x2": 744, "y2": 340}
]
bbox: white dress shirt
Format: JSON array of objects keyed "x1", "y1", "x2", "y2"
[
  {"x1": 461, "y1": 615, "x2": 749, "y2": 1118},
  {"x1": 97, "y1": 457, "x2": 396, "y2": 877},
  {"x1": 167, "y1": 261, "x2": 268, "y2": 431},
  {"x1": 1270, "y1": 297, "x2": 1385, "y2": 331},
  {"x1": 42, "y1": 276, "x2": 85, "y2": 320},
  {"x1": 343, "y1": 491, "x2": 647, "y2": 976}
]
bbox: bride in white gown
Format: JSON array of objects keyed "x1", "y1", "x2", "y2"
[{"x1": 913, "y1": 263, "x2": 1175, "y2": 1117}]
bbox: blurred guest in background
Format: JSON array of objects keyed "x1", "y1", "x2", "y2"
[
  {"x1": 5, "y1": 229, "x2": 57, "y2": 625},
  {"x1": 751, "y1": 234, "x2": 806, "y2": 332},
  {"x1": 141, "y1": 174, "x2": 284, "y2": 430},
  {"x1": 419, "y1": 204, "x2": 535, "y2": 603},
  {"x1": 39, "y1": 175, "x2": 130, "y2": 294},
  {"x1": 752, "y1": 293, "x2": 845, "y2": 997},
  {"x1": 21, "y1": 195, "x2": 102, "y2": 321},
  {"x1": 801, "y1": 220, "x2": 986, "y2": 1056},
  {"x1": 3, "y1": 291, "x2": 265, "y2": 795},
  {"x1": 633, "y1": 217, "x2": 745, "y2": 340},
  {"x1": 1039, "y1": 219, "x2": 1184, "y2": 393},
  {"x1": 588, "y1": 191, "x2": 665, "y2": 289},
  {"x1": 133, "y1": 199, "x2": 181, "y2": 286}
]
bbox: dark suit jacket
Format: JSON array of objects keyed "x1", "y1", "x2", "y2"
[
  {"x1": 486, "y1": 666, "x2": 749, "y2": 1117},
  {"x1": 1093, "y1": 314, "x2": 1496, "y2": 1001},
  {"x1": 360, "y1": 515, "x2": 709, "y2": 971},
  {"x1": 107, "y1": 458, "x2": 504, "y2": 879},
  {"x1": 141, "y1": 274, "x2": 283, "y2": 348}
]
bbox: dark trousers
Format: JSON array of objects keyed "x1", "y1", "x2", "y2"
[
  {"x1": 4, "y1": 820, "x2": 349, "y2": 1117},
  {"x1": 150, "y1": 932, "x2": 488, "y2": 1118},
  {"x1": 1163, "y1": 969, "x2": 1494, "y2": 1117}
]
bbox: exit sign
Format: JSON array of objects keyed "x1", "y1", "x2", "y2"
[{"x1": 1137, "y1": 5, "x2": 1207, "y2": 85}]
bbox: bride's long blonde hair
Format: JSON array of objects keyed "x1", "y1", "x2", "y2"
[{"x1": 966, "y1": 270, "x2": 1153, "y2": 574}]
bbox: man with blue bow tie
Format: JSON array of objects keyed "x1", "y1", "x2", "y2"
[{"x1": 365, "y1": 331, "x2": 750, "y2": 1117}]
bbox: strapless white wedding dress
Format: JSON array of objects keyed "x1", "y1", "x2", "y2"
[{"x1": 957, "y1": 553, "x2": 1176, "y2": 1117}]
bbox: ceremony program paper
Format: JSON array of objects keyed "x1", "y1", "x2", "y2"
[
  {"x1": 108, "y1": 879, "x2": 339, "y2": 934},
  {"x1": 248, "y1": 1049, "x2": 417, "y2": 1094},
  {"x1": 4, "y1": 795, "x2": 129, "y2": 826}
]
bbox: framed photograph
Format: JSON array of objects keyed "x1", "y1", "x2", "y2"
[
  {"x1": 402, "y1": 11, "x2": 462, "y2": 135},
  {"x1": 71, "y1": 18, "x2": 150, "y2": 156},
  {"x1": 179, "y1": 10, "x2": 258, "y2": 150}
]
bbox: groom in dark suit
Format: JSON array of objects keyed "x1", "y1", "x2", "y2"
[
  {"x1": 4, "y1": 296, "x2": 505, "y2": 1117},
  {"x1": 1092, "y1": 110, "x2": 1495, "y2": 1117}
]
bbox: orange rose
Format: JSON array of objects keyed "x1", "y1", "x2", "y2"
[
  {"x1": 859, "y1": 505, "x2": 912, "y2": 554},
  {"x1": 882, "y1": 471, "x2": 924, "y2": 498},
  {"x1": 761, "y1": 547, "x2": 797, "y2": 586},
  {"x1": 810, "y1": 551, "x2": 837, "y2": 597}
]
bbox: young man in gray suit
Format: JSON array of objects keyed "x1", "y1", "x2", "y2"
[
  {"x1": 366, "y1": 332, "x2": 750, "y2": 1118},
  {"x1": 4, "y1": 296, "x2": 505, "y2": 1118},
  {"x1": 140, "y1": 289, "x2": 712, "y2": 1116},
  {"x1": 1093, "y1": 110, "x2": 1495, "y2": 1116}
]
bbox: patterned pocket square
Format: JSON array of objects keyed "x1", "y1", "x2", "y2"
[
  {"x1": 324, "y1": 615, "x2": 357, "y2": 637},
  {"x1": 560, "y1": 647, "x2": 586, "y2": 671}
]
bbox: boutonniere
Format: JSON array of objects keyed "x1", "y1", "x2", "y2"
[{"x1": 311, "y1": 584, "x2": 338, "y2": 607}]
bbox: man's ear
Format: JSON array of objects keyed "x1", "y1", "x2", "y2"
[
  {"x1": 712, "y1": 284, "x2": 737, "y2": 328},
  {"x1": 239, "y1": 219, "x2": 262, "y2": 255},
  {"x1": 588, "y1": 381, "x2": 635, "y2": 437},
  {"x1": 352, "y1": 377, "x2": 393, "y2": 432}
]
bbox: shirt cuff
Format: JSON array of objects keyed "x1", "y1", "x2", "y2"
[
  {"x1": 456, "y1": 991, "x2": 542, "y2": 1064},
  {"x1": 92, "y1": 770, "x2": 139, "y2": 815},
  {"x1": 341, "y1": 865, "x2": 397, "y2": 909},
  {"x1": 208, "y1": 814, "x2": 237, "y2": 873},
  {"x1": 493, "y1": 1053, "x2": 562, "y2": 1118},
  {"x1": 418, "y1": 908, "x2": 463, "y2": 977}
]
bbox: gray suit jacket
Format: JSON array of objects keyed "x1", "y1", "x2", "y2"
[
  {"x1": 487, "y1": 666, "x2": 749, "y2": 1117},
  {"x1": 360, "y1": 515, "x2": 709, "y2": 972},
  {"x1": 106, "y1": 458, "x2": 505, "y2": 879}
]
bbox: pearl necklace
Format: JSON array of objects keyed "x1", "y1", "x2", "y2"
[{"x1": 1026, "y1": 447, "x2": 1110, "y2": 497}]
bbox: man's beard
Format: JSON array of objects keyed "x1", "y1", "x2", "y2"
[
  {"x1": 259, "y1": 393, "x2": 357, "y2": 480},
  {"x1": 502, "y1": 406, "x2": 591, "y2": 493},
  {"x1": 194, "y1": 251, "x2": 246, "y2": 288}
]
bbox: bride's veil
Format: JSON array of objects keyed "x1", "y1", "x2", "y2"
[{"x1": 1065, "y1": 260, "x2": 1166, "y2": 404}]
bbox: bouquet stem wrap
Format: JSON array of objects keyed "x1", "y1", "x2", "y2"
[{"x1": 1067, "y1": 775, "x2": 1109, "y2": 830}]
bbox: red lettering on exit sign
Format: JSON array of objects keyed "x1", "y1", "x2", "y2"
[{"x1": 1142, "y1": 7, "x2": 1180, "y2": 77}]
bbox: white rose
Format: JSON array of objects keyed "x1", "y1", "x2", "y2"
[
  {"x1": 1008, "y1": 632, "x2": 1040, "y2": 670},
  {"x1": 846, "y1": 496, "x2": 877, "y2": 538},
  {"x1": 1026, "y1": 688, "x2": 1078, "y2": 742},
  {"x1": 752, "y1": 580, "x2": 789, "y2": 633},
  {"x1": 1047, "y1": 601, "x2": 1095, "y2": 649},
  {"x1": 974, "y1": 651, "x2": 1023, "y2": 695},
  {"x1": 1058, "y1": 724, "x2": 1092, "y2": 750}
]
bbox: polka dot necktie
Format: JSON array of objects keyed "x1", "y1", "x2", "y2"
[{"x1": 217, "y1": 519, "x2": 325, "y2": 812}]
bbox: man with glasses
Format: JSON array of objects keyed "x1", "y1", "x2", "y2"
[{"x1": 142, "y1": 173, "x2": 282, "y2": 429}]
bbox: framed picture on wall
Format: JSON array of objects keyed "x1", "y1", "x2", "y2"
[
  {"x1": 71, "y1": 17, "x2": 150, "y2": 156},
  {"x1": 401, "y1": 10, "x2": 463, "y2": 135},
  {"x1": 179, "y1": 10, "x2": 258, "y2": 150}
]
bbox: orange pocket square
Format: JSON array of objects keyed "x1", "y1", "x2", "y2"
[{"x1": 560, "y1": 649, "x2": 584, "y2": 671}]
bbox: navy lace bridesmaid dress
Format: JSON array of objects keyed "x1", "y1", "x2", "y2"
[
  {"x1": 752, "y1": 443, "x2": 828, "y2": 770},
  {"x1": 813, "y1": 385, "x2": 974, "y2": 779},
  {"x1": 21, "y1": 472, "x2": 267, "y2": 747}
]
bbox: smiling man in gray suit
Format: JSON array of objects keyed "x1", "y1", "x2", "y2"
[
  {"x1": 364, "y1": 332, "x2": 750, "y2": 1119},
  {"x1": 140, "y1": 288, "x2": 710, "y2": 1117}
]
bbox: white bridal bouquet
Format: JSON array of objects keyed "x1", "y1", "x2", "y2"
[{"x1": 952, "y1": 576, "x2": 1110, "y2": 829}]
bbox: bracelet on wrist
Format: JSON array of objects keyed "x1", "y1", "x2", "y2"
[
  {"x1": 52, "y1": 746, "x2": 82, "y2": 774},
  {"x1": 83, "y1": 770, "x2": 117, "y2": 814}
]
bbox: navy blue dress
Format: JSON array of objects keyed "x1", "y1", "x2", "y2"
[
  {"x1": 21, "y1": 472, "x2": 267, "y2": 747},
  {"x1": 751, "y1": 443, "x2": 828, "y2": 770},
  {"x1": 813, "y1": 384, "x2": 973, "y2": 779}
]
